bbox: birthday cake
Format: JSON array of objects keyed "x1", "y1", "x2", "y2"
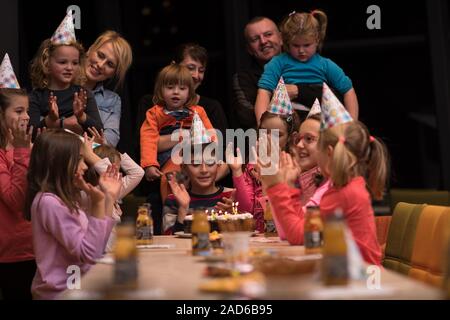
[{"x1": 183, "y1": 204, "x2": 255, "y2": 233}]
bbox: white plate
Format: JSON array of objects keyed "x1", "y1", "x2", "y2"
[{"x1": 174, "y1": 231, "x2": 192, "y2": 238}]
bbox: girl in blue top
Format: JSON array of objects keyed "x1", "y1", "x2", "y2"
[{"x1": 255, "y1": 10, "x2": 359, "y2": 124}]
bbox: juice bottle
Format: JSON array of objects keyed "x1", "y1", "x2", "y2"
[
  {"x1": 304, "y1": 206, "x2": 323, "y2": 254},
  {"x1": 264, "y1": 199, "x2": 277, "y2": 237},
  {"x1": 322, "y1": 209, "x2": 349, "y2": 286},
  {"x1": 191, "y1": 209, "x2": 210, "y2": 256},
  {"x1": 136, "y1": 203, "x2": 153, "y2": 245},
  {"x1": 114, "y1": 220, "x2": 138, "y2": 290}
]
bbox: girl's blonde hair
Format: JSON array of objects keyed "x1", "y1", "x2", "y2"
[
  {"x1": 24, "y1": 129, "x2": 83, "y2": 220},
  {"x1": 318, "y1": 121, "x2": 389, "y2": 200},
  {"x1": 280, "y1": 10, "x2": 328, "y2": 52},
  {"x1": 29, "y1": 39, "x2": 86, "y2": 89},
  {"x1": 152, "y1": 63, "x2": 196, "y2": 108},
  {"x1": 86, "y1": 30, "x2": 133, "y2": 90},
  {"x1": 0, "y1": 88, "x2": 28, "y2": 149}
]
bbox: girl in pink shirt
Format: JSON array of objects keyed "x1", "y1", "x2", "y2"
[
  {"x1": 24, "y1": 129, "x2": 122, "y2": 299},
  {"x1": 265, "y1": 113, "x2": 330, "y2": 244},
  {"x1": 261, "y1": 120, "x2": 388, "y2": 265},
  {"x1": 0, "y1": 88, "x2": 35, "y2": 300},
  {"x1": 260, "y1": 84, "x2": 388, "y2": 265}
]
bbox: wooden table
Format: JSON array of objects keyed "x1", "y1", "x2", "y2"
[{"x1": 60, "y1": 235, "x2": 443, "y2": 300}]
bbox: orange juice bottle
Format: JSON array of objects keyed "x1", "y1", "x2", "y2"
[
  {"x1": 114, "y1": 220, "x2": 138, "y2": 289},
  {"x1": 191, "y1": 209, "x2": 210, "y2": 256},
  {"x1": 304, "y1": 206, "x2": 323, "y2": 254},
  {"x1": 322, "y1": 209, "x2": 348, "y2": 286},
  {"x1": 264, "y1": 199, "x2": 277, "y2": 237},
  {"x1": 136, "y1": 203, "x2": 153, "y2": 245}
]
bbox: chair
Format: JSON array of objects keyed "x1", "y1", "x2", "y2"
[
  {"x1": 408, "y1": 205, "x2": 450, "y2": 287},
  {"x1": 389, "y1": 189, "x2": 450, "y2": 212},
  {"x1": 382, "y1": 202, "x2": 425, "y2": 275},
  {"x1": 375, "y1": 216, "x2": 391, "y2": 258}
]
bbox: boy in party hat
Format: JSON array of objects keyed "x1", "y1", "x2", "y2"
[
  {"x1": 28, "y1": 10, "x2": 103, "y2": 135},
  {"x1": 162, "y1": 112, "x2": 234, "y2": 235},
  {"x1": 0, "y1": 53, "x2": 35, "y2": 300}
]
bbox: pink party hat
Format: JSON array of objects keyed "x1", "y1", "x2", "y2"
[
  {"x1": 320, "y1": 83, "x2": 353, "y2": 130},
  {"x1": 306, "y1": 98, "x2": 321, "y2": 118},
  {"x1": 0, "y1": 54, "x2": 20, "y2": 89},
  {"x1": 50, "y1": 11, "x2": 76, "y2": 45},
  {"x1": 190, "y1": 111, "x2": 211, "y2": 145},
  {"x1": 268, "y1": 77, "x2": 293, "y2": 116}
]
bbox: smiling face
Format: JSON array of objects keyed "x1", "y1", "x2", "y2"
[
  {"x1": 295, "y1": 118, "x2": 320, "y2": 171},
  {"x1": 162, "y1": 83, "x2": 189, "y2": 110},
  {"x1": 3, "y1": 95, "x2": 30, "y2": 131},
  {"x1": 183, "y1": 153, "x2": 220, "y2": 194},
  {"x1": 85, "y1": 42, "x2": 118, "y2": 86},
  {"x1": 245, "y1": 18, "x2": 283, "y2": 64},
  {"x1": 47, "y1": 45, "x2": 80, "y2": 90},
  {"x1": 288, "y1": 34, "x2": 319, "y2": 62},
  {"x1": 180, "y1": 55, "x2": 205, "y2": 91}
]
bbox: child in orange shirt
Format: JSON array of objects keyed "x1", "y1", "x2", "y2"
[{"x1": 140, "y1": 63, "x2": 214, "y2": 203}]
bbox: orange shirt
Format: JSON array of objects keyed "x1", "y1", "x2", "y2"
[{"x1": 140, "y1": 105, "x2": 214, "y2": 169}]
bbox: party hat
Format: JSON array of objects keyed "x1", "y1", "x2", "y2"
[
  {"x1": 50, "y1": 11, "x2": 76, "y2": 45},
  {"x1": 190, "y1": 111, "x2": 211, "y2": 145},
  {"x1": 0, "y1": 54, "x2": 20, "y2": 89},
  {"x1": 320, "y1": 82, "x2": 353, "y2": 130},
  {"x1": 306, "y1": 98, "x2": 321, "y2": 118},
  {"x1": 268, "y1": 77, "x2": 293, "y2": 116}
]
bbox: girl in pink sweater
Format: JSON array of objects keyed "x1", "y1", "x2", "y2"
[
  {"x1": 260, "y1": 84, "x2": 388, "y2": 265},
  {"x1": 24, "y1": 130, "x2": 122, "y2": 299},
  {"x1": 0, "y1": 87, "x2": 35, "y2": 300}
]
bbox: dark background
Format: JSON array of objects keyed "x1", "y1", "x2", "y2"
[{"x1": 1, "y1": 0, "x2": 450, "y2": 191}]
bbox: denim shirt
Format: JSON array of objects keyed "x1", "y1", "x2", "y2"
[{"x1": 92, "y1": 84, "x2": 121, "y2": 147}]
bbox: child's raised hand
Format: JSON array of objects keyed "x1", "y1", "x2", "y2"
[
  {"x1": 98, "y1": 164, "x2": 122, "y2": 202},
  {"x1": 87, "y1": 127, "x2": 107, "y2": 145},
  {"x1": 74, "y1": 172, "x2": 105, "y2": 204},
  {"x1": 252, "y1": 141, "x2": 283, "y2": 190},
  {"x1": 10, "y1": 121, "x2": 32, "y2": 149},
  {"x1": 145, "y1": 166, "x2": 163, "y2": 182},
  {"x1": 168, "y1": 174, "x2": 190, "y2": 209},
  {"x1": 225, "y1": 142, "x2": 243, "y2": 176},
  {"x1": 73, "y1": 89, "x2": 87, "y2": 123},
  {"x1": 46, "y1": 92, "x2": 59, "y2": 126},
  {"x1": 280, "y1": 151, "x2": 301, "y2": 188}
]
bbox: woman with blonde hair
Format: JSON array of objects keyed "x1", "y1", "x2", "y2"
[{"x1": 84, "y1": 31, "x2": 133, "y2": 146}]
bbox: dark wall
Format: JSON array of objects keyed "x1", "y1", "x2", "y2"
[{"x1": 2, "y1": 0, "x2": 449, "y2": 190}]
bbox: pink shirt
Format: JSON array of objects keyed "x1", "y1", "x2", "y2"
[
  {"x1": 232, "y1": 164, "x2": 264, "y2": 232},
  {"x1": 320, "y1": 176, "x2": 381, "y2": 265},
  {"x1": 0, "y1": 147, "x2": 33, "y2": 263},
  {"x1": 31, "y1": 192, "x2": 115, "y2": 299}
]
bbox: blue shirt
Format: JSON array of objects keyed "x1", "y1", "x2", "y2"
[
  {"x1": 258, "y1": 53, "x2": 353, "y2": 94},
  {"x1": 93, "y1": 84, "x2": 121, "y2": 147}
]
